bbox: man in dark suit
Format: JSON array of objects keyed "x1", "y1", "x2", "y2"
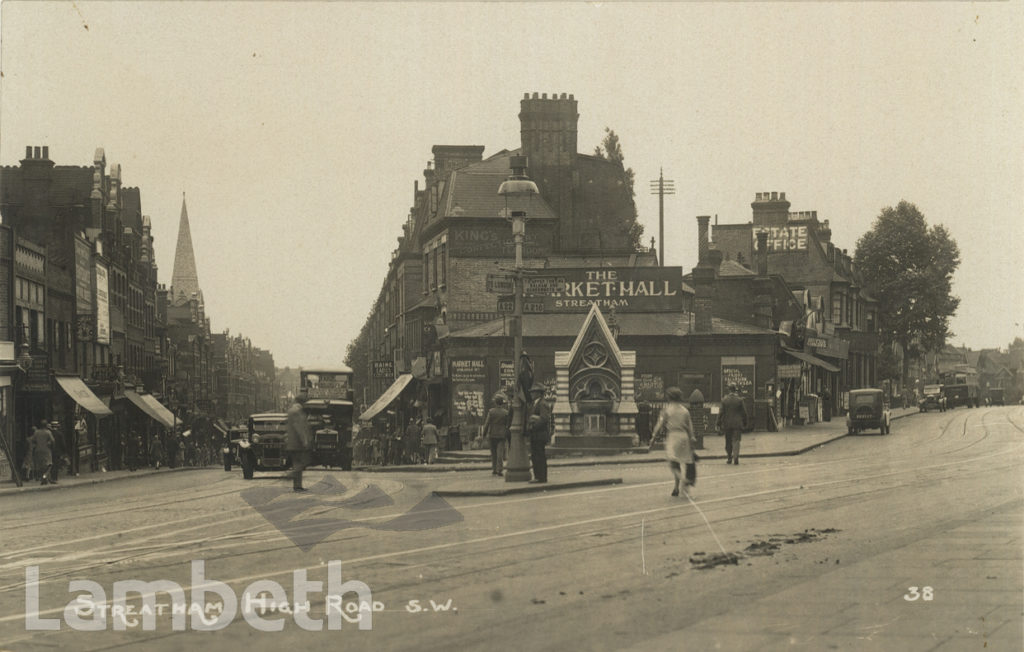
[
  {"x1": 718, "y1": 384, "x2": 749, "y2": 465},
  {"x1": 526, "y1": 385, "x2": 551, "y2": 483}
]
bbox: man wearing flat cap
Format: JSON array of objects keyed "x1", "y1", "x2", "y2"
[
  {"x1": 718, "y1": 383, "x2": 749, "y2": 464},
  {"x1": 526, "y1": 384, "x2": 551, "y2": 483}
]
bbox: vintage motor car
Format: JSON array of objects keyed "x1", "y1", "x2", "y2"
[
  {"x1": 918, "y1": 384, "x2": 946, "y2": 412},
  {"x1": 222, "y1": 413, "x2": 290, "y2": 479},
  {"x1": 987, "y1": 387, "x2": 1005, "y2": 406},
  {"x1": 846, "y1": 388, "x2": 892, "y2": 435}
]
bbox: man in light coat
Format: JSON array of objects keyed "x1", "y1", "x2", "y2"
[
  {"x1": 718, "y1": 384, "x2": 749, "y2": 465},
  {"x1": 286, "y1": 397, "x2": 313, "y2": 492}
]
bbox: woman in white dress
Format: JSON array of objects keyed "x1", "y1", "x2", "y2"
[{"x1": 653, "y1": 386, "x2": 697, "y2": 497}]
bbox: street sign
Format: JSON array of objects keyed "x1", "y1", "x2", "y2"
[
  {"x1": 486, "y1": 273, "x2": 514, "y2": 294},
  {"x1": 524, "y1": 275, "x2": 565, "y2": 297},
  {"x1": 497, "y1": 295, "x2": 544, "y2": 314}
]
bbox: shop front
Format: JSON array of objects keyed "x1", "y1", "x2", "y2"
[{"x1": 54, "y1": 374, "x2": 113, "y2": 474}]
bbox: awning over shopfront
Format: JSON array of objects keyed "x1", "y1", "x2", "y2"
[
  {"x1": 359, "y1": 373, "x2": 414, "y2": 421},
  {"x1": 784, "y1": 349, "x2": 841, "y2": 373},
  {"x1": 213, "y1": 419, "x2": 229, "y2": 435},
  {"x1": 140, "y1": 393, "x2": 178, "y2": 429},
  {"x1": 56, "y1": 375, "x2": 113, "y2": 417},
  {"x1": 123, "y1": 390, "x2": 175, "y2": 428}
]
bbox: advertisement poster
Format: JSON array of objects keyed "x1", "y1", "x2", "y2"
[
  {"x1": 721, "y1": 356, "x2": 756, "y2": 399},
  {"x1": 94, "y1": 262, "x2": 110, "y2": 345}
]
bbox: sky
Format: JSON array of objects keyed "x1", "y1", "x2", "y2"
[{"x1": 1, "y1": 2, "x2": 1021, "y2": 368}]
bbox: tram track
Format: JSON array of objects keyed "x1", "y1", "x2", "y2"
[
  {"x1": 1, "y1": 412, "x2": 1020, "y2": 652},
  {"x1": 0, "y1": 406, "x2": 1017, "y2": 585},
  {"x1": 1, "y1": 421, "x2": 1017, "y2": 605}
]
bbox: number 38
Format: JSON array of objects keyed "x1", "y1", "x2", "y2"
[{"x1": 904, "y1": 586, "x2": 933, "y2": 601}]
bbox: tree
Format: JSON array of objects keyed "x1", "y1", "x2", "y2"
[
  {"x1": 854, "y1": 201, "x2": 961, "y2": 385},
  {"x1": 594, "y1": 128, "x2": 644, "y2": 250},
  {"x1": 344, "y1": 311, "x2": 373, "y2": 403}
]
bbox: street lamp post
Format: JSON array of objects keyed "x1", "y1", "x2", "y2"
[{"x1": 498, "y1": 155, "x2": 538, "y2": 483}]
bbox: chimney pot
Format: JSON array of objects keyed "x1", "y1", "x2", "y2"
[
  {"x1": 569, "y1": 94, "x2": 574, "y2": 99},
  {"x1": 532, "y1": 92, "x2": 539, "y2": 99},
  {"x1": 780, "y1": 192, "x2": 786, "y2": 200},
  {"x1": 542, "y1": 93, "x2": 547, "y2": 99},
  {"x1": 42, "y1": 146, "x2": 49, "y2": 159},
  {"x1": 25, "y1": 146, "x2": 32, "y2": 158},
  {"x1": 33, "y1": 146, "x2": 41, "y2": 159},
  {"x1": 523, "y1": 92, "x2": 529, "y2": 99},
  {"x1": 771, "y1": 191, "x2": 778, "y2": 201},
  {"x1": 560, "y1": 92, "x2": 566, "y2": 99}
]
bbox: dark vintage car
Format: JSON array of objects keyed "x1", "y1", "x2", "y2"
[
  {"x1": 846, "y1": 388, "x2": 892, "y2": 435},
  {"x1": 222, "y1": 413, "x2": 290, "y2": 479},
  {"x1": 918, "y1": 384, "x2": 946, "y2": 412},
  {"x1": 987, "y1": 387, "x2": 1005, "y2": 406}
]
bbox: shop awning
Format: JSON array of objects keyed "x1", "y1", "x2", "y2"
[
  {"x1": 123, "y1": 390, "x2": 175, "y2": 428},
  {"x1": 784, "y1": 349, "x2": 841, "y2": 373},
  {"x1": 213, "y1": 419, "x2": 229, "y2": 435},
  {"x1": 359, "y1": 373, "x2": 414, "y2": 421},
  {"x1": 56, "y1": 375, "x2": 113, "y2": 417},
  {"x1": 140, "y1": 393, "x2": 178, "y2": 429}
]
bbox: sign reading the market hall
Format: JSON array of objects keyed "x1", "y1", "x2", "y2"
[
  {"x1": 450, "y1": 359, "x2": 486, "y2": 383},
  {"x1": 753, "y1": 225, "x2": 809, "y2": 253},
  {"x1": 526, "y1": 267, "x2": 683, "y2": 313}
]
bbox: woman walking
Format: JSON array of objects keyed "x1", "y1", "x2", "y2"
[
  {"x1": 29, "y1": 420, "x2": 56, "y2": 486},
  {"x1": 653, "y1": 387, "x2": 697, "y2": 497}
]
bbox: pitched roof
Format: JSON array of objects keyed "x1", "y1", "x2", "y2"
[
  {"x1": 717, "y1": 259, "x2": 755, "y2": 277},
  {"x1": 449, "y1": 312, "x2": 774, "y2": 339},
  {"x1": 438, "y1": 150, "x2": 557, "y2": 221}
]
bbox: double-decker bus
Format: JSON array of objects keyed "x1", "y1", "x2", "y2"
[
  {"x1": 939, "y1": 366, "x2": 979, "y2": 409},
  {"x1": 300, "y1": 367, "x2": 355, "y2": 470}
]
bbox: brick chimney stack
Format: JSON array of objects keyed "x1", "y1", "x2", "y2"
[
  {"x1": 756, "y1": 230, "x2": 769, "y2": 276},
  {"x1": 751, "y1": 191, "x2": 791, "y2": 228},
  {"x1": 692, "y1": 265, "x2": 716, "y2": 333},
  {"x1": 697, "y1": 215, "x2": 711, "y2": 265}
]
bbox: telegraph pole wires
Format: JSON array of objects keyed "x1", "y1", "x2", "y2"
[{"x1": 649, "y1": 169, "x2": 675, "y2": 266}]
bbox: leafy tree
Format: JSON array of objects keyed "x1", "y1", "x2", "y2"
[
  {"x1": 594, "y1": 128, "x2": 644, "y2": 250},
  {"x1": 344, "y1": 312, "x2": 373, "y2": 403},
  {"x1": 854, "y1": 201, "x2": 960, "y2": 385}
]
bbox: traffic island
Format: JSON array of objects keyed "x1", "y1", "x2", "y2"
[{"x1": 434, "y1": 477, "x2": 623, "y2": 497}]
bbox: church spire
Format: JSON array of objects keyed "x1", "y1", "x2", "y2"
[{"x1": 171, "y1": 193, "x2": 201, "y2": 304}]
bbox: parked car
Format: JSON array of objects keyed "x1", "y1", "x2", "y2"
[
  {"x1": 846, "y1": 388, "x2": 892, "y2": 435},
  {"x1": 918, "y1": 384, "x2": 946, "y2": 412}
]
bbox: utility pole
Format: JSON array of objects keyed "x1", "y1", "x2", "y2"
[{"x1": 649, "y1": 169, "x2": 675, "y2": 266}]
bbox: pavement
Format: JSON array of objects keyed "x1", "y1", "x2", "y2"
[{"x1": 0, "y1": 407, "x2": 920, "y2": 498}]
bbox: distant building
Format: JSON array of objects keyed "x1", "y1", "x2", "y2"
[{"x1": 712, "y1": 192, "x2": 880, "y2": 417}]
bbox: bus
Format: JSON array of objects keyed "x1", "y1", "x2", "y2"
[
  {"x1": 300, "y1": 367, "x2": 355, "y2": 470},
  {"x1": 939, "y1": 366, "x2": 979, "y2": 409}
]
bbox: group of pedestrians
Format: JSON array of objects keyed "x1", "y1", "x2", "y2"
[
  {"x1": 654, "y1": 383, "x2": 749, "y2": 498},
  {"x1": 482, "y1": 384, "x2": 551, "y2": 483}
]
